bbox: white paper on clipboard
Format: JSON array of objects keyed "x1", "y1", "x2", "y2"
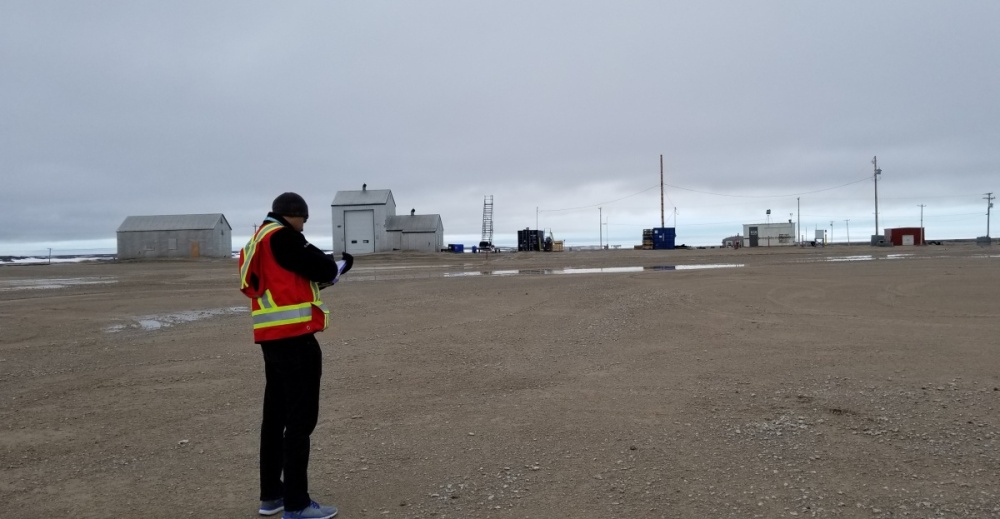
[{"x1": 331, "y1": 259, "x2": 347, "y2": 285}]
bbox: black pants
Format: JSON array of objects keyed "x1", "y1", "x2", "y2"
[{"x1": 259, "y1": 334, "x2": 322, "y2": 511}]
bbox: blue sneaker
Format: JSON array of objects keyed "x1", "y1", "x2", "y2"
[
  {"x1": 259, "y1": 498, "x2": 284, "y2": 516},
  {"x1": 283, "y1": 501, "x2": 338, "y2": 519}
]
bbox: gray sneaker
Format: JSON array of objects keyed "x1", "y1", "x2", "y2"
[
  {"x1": 259, "y1": 498, "x2": 284, "y2": 516},
  {"x1": 283, "y1": 500, "x2": 338, "y2": 519}
]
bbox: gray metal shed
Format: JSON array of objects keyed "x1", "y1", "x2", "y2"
[
  {"x1": 386, "y1": 213, "x2": 445, "y2": 252},
  {"x1": 116, "y1": 214, "x2": 232, "y2": 259}
]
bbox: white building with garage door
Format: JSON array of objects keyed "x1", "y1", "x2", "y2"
[{"x1": 331, "y1": 185, "x2": 445, "y2": 254}]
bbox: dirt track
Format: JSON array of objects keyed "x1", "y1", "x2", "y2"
[{"x1": 1, "y1": 244, "x2": 999, "y2": 518}]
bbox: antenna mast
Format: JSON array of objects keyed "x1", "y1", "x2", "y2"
[{"x1": 480, "y1": 195, "x2": 494, "y2": 250}]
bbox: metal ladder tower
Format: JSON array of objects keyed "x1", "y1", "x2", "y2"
[{"x1": 480, "y1": 195, "x2": 494, "y2": 249}]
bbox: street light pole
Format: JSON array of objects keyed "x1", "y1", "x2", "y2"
[
  {"x1": 599, "y1": 207, "x2": 602, "y2": 249},
  {"x1": 844, "y1": 219, "x2": 850, "y2": 246}
]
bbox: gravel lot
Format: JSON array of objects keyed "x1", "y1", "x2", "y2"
[{"x1": 1, "y1": 244, "x2": 998, "y2": 518}]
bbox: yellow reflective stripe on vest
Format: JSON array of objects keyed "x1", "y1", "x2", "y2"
[
  {"x1": 239, "y1": 222, "x2": 283, "y2": 290},
  {"x1": 252, "y1": 302, "x2": 314, "y2": 329},
  {"x1": 308, "y1": 282, "x2": 329, "y2": 329},
  {"x1": 258, "y1": 289, "x2": 276, "y2": 310},
  {"x1": 252, "y1": 287, "x2": 329, "y2": 330},
  {"x1": 315, "y1": 298, "x2": 329, "y2": 329}
]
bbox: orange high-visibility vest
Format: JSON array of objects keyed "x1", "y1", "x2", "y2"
[{"x1": 239, "y1": 219, "x2": 329, "y2": 342}]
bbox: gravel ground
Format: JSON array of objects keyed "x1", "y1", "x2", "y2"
[{"x1": 1, "y1": 244, "x2": 998, "y2": 518}]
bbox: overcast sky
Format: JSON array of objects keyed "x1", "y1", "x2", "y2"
[{"x1": 2, "y1": 1, "x2": 998, "y2": 254}]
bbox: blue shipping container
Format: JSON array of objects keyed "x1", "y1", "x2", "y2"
[{"x1": 652, "y1": 227, "x2": 676, "y2": 249}]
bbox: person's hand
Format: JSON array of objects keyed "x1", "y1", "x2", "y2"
[{"x1": 341, "y1": 252, "x2": 353, "y2": 274}]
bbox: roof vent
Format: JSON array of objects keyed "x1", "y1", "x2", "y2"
[
  {"x1": 411, "y1": 208, "x2": 415, "y2": 216},
  {"x1": 362, "y1": 183, "x2": 367, "y2": 191}
]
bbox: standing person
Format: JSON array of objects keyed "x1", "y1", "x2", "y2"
[{"x1": 239, "y1": 192, "x2": 353, "y2": 519}]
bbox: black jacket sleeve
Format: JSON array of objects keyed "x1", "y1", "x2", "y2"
[{"x1": 269, "y1": 227, "x2": 340, "y2": 283}]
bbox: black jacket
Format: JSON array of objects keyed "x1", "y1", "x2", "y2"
[{"x1": 265, "y1": 213, "x2": 340, "y2": 283}]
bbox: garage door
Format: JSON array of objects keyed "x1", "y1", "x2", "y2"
[{"x1": 345, "y1": 210, "x2": 375, "y2": 254}]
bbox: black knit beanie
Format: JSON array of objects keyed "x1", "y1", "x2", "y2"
[{"x1": 272, "y1": 192, "x2": 309, "y2": 218}]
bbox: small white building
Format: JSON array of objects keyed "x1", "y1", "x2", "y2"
[
  {"x1": 741, "y1": 222, "x2": 795, "y2": 247},
  {"x1": 117, "y1": 214, "x2": 232, "y2": 259},
  {"x1": 331, "y1": 185, "x2": 444, "y2": 254}
]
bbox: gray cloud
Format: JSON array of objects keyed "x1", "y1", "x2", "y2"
[{"x1": 2, "y1": 1, "x2": 997, "y2": 253}]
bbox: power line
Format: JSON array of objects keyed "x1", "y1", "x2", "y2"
[
  {"x1": 663, "y1": 176, "x2": 870, "y2": 198},
  {"x1": 931, "y1": 212, "x2": 992, "y2": 219},
  {"x1": 539, "y1": 184, "x2": 658, "y2": 213},
  {"x1": 540, "y1": 175, "x2": 874, "y2": 213},
  {"x1": 874, "y1": 193, "x2": 985, "y2": 201},
  {"x1": 536, "y1": 171, "x2": 983, "y2": 219}
]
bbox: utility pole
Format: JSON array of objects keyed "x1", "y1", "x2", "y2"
[
  {"x1": 830, "y1": 221, "x2": 834, "y2": 244},
  {"x1": 599, "y1": 206, "x2": 603, "y2": 249},
  {"x1": 604, "y1": 216, "x2": 609, "y2": 247},
  {"x1": 844, "y1": 219, "x2": 850, "y2": 246},
  {"x1": 986, "y1": 192, "x2": 995, "y2": 237},
  {"x1": 536, "y1": 206, "x2": 539, "y2": 231},
  {"x1": 797, "y1": 197, "x2": 801, "y2": 244},
  {"x1": 917, "y1": 204, "x2": 926, "y2": 245},
  {"x1": 660, "y1": 154, "x2": 665, "y2": 228},
  {"x1": 872, "y1": 156, "x2": 882, "y2": 235}
]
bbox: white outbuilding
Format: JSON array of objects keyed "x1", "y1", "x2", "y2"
[
  {"x1": 331, "y1": 185, "x2": 444, "y2": 254},
  {"x1": 116, "y1": 214, "x2": 232, "y2": 259},
  {"x1": 386, "y1": 210, "x2": 445, "y2": 252},
  {"x1": 741, "y1": 222, "x2": 795, "y2": 247}
]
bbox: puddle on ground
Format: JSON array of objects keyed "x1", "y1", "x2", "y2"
[
  {"x1": 105, "y1": 306, "x2": 247, "y2": 333},
  {"x1": 824, "y1": 254, "x2": 914, "y2": 262},
  {"x1": 442, "y1": 263, "x2": 745, "y2": 277},
  {"x1": 0, "y1": 276, "x2": 118, "y2": 291}
]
